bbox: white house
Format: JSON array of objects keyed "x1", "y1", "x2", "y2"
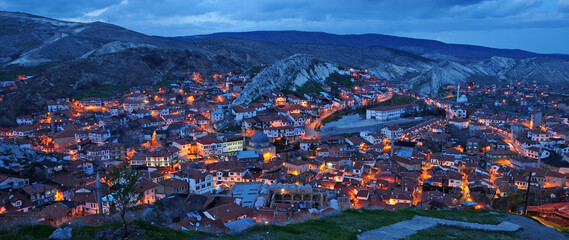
[
  {"x1": 381, "y1": 125, "x2": 403, "y2": 140},
  {"x1": 231, "y1": 106, "x2": 257, "y2": 122},
  {"x1": 366, "y1": 104, "x2": 419, "y2": 121}
]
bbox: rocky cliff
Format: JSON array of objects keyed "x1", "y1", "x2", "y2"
[
  {"x1": 0, "y1": 141, "x2": 61, "y2": 169},
  {"x1": 233, "y1": 54, "x2": 338, "y2": 105}
]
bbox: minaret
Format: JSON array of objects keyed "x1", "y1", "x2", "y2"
[
  {"x1": 95, "y1": 171, "x2": 103, "y2": 215},
  {"x1": 510, "y1": 128, "x2": 514, "y2": 143},
  {"x1": 537, "y1": 145, "x2": 542, "y2": 169},
  {"x1": 49, "y1": 112, "x2": 55, "y2": 136},
  {"x1": 456, "y1": 85, "x2": 460, "y2": 102},
  {"x1": 241, "y1": 121, "x2": 246, "y2": 141}
]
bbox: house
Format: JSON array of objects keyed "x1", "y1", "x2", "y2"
[
  {"x1": 352, "y1": 162, "x2": 365, "y2": 175},
  {"x1": 0, "y1": 174, "x2": 29, "y2": 189},
  {"x1": 0, "y1": 191, "x2": 35, "y2": 212},
  {"x1": 485, "y1": 149, "x2": 517, "y2": 163},
  {"x1": 39, "y1": 201, "x2": 82, "y2": 227},
  {"x1": 366, "y1": 104, "x2": 419, "y2": 121},
  {"x1": 360, "y1": 131, "x2": 386, "y2": 145},
  {"x1": 448, "y1": 106, "x2": 467, "y2": 119},
  {"x1": 211, "y1": 109, "x2": 224, "y2": 122},
  {"x1": 140, "y1": 170, "x2": 167, "y2": 183},
  {"x1": 288, "y1": 113, "x2": 308, "y2": 127},
  {"x1": 446, "y1": 171, "x2": 463, "y2": 188},
  {"x1": 524, "y1": 146, "x2": 541, "y2": 159},
  {"x1": 172, "y1": 139, "x2": 193, "y2": 156},
  {"x1": 16, "y1": 115, "x2": 34, "y2": 125},
  {"x1": 177, "y1": 169, "x2": 214, "y2": 194},
  {"x1": 299, "y1": 139, "x2": 319, "y2": 151},
  {"x1": 429, "y1": 154, "x2": 455, "y2": 166},
  {"x1": 46, "y1": 100, "x2": 71, "y2": 112},
  {"x1": 390, "y1": 156, "x2": 421, "y2": 171},
  {"x1": 70, "y1": 192, "x2": 101, "y2": 214},
  {"x1": 158, "y1": 178, "x2": 189, "y2": 196},
  {"x1": 385, "y1": 191, "x2": 413, "y2": 206},
  {"x1": 427, "y1": 170, "x2": 462, "y2": 188},
  {"x1": 145, "y1": 148, "x2": 177, "y2": 168},
  {"x1": 510, "y1": 156, "x2": 539, "y2": 169},
  {"x1": 220, "y1": 135, "x2": 244, "y2": 153},
  {"x1": 196, "y1": 136, "x2": 223, "y2": 157},
  {"x1": 465, "y1": 137, "x2": 481, "y2": 153},
  {"x1": 130, "y1": 152, "x2": 148, "y2": 167},
  {"x1": 123, "y1": 100, "x2": 146, "y2": 113},
  {"x1": 204, "y1": 202, "x2": 247, "y2": 223},
  {"x1": 138, "y1": 179, "x2": 160, "y2": 204},
  {"x1": 21, "y1": 183, "x2": 58, "y2": 205},
  {"x1": 283, "y1": 160, "x2": 310, "y2": 176},
  {"x1": 38, "y1": 160, "x2": 64, "y2": 177},
  {"x1": 88, "y1": 130, "x2": 111, "y2": 144},
  {"x1": 79, "y1": 98, "x2": 102, "y2": 111},
  {"x1": 449, "y1": 118, "x2": 469, "y2": 129},
  {"x1": 53, "y1": 128, "x2": 77, "y2": 151},
  {"x1": 194, "y1": 114, "x2": 210, "y2": 128},
  {"x1": 215, "y1": 166, "x2": 249, "y2": 184},
  {"x1": 381, "y1": 125, "x2": 403, "y2": 140},
  {"x1": 65, "y1": 160, "x2": 94, "y2": 175},
  {"x1": 527, "y1": 130, "x2": 550, "y2": 142},
  {"x1": 11, "y1": 125, "x2": 35, "y2": 138},
  {"x1": 231, "y1": 106, "x2": 256, "y2": 122}
]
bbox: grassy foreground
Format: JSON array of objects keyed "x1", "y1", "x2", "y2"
[{"x1": 0, "y1": 209, "x2": 510, "y2": 240}]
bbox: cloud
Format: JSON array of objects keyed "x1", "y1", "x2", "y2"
[
  {"x1": 151, "y1": 12, "x2": 236, "y2": 25},
  {"x1": 84, "y1": 7, "x2": 107, "y2": 17},
  {"x1": 559, "y1": 0, "x2": 569, "y2": 11},
  {"x1": 1, "y1": 0, "x2": 568, "y2": 52}
]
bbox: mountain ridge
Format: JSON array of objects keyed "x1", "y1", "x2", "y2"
[{"x1": 166, "y1": 30, "x2": 569, "y2": 61}]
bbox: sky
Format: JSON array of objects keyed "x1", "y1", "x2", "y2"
[{"x1": 1, "y1": 0, "x2": 568, "y2": 54}]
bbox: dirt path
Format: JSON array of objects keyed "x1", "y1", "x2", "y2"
[
  {"x1": 505, "y1": 214, "x2": 569, "y2": 240},
  {"x1": 358, "y1": 215, "x2": 521, "y2": 240}
]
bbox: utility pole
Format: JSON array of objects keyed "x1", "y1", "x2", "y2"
[{"x1": 523, "y1": 171, "x2": 533, "y2": 215}]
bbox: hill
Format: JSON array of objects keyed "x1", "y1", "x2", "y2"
[
  {"x1": 1, "y1": 209, "x2": 565, "y2": 240},
  {"x1": 169, "y1": 30, "x2": 569, "y2": 61},
  {"x1": 0, "y1": 12, "x2": 244, "y2": 126}
]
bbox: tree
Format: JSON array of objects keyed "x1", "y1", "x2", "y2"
[{"x1": 108, "y1": 164, "x2": 142, "y2": 237}]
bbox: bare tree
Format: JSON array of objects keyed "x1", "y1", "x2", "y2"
[{"x1": 108, "y1": 164, "x2": 142, "y2": 237}]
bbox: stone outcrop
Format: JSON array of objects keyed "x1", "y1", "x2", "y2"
[
  {"x1": 49, "y1": 227, "x2": 72, "y2": 240},
  {"x1": 233, "y1": 54, "x2": 338, "y2": 105}
]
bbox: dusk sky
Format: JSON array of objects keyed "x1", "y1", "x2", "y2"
[{"x1": 1, "y1": 0, "x2": 568, "y2": 54}]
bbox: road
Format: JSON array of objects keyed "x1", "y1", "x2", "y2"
[{"x1": 303, "y1": 93, "x2": 392, "y2": 139}]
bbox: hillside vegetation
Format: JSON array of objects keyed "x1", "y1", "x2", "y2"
[{"x1": 0, "y1": 209, "x2": 514, "y2": 240}]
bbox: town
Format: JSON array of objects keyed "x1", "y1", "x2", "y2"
[{"x1": 1, "y1": 65, "x2": 569, "y2": 234}]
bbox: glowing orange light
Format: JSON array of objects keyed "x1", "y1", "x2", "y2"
[
  {"x1": 193, "y1": 72, "x2": 204, "y2": 83},
  {"x1": 263, "y1": 153, "x2": 273, "y2": 162},
  {"x1": 55, "y1": 189, "x2": 63, "y2": 201}
]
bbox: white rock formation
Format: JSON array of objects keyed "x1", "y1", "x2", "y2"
[{"x1": 233, "y1": 54, "x2": 338, "y2": 105}]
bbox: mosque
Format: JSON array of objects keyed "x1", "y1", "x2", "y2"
[
  {"x1": 456, "y1": 85, "x2": 468, "y2": 103},
  {"x1": 245, "y1": 132, "x2": 276, "y2": 162}
]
